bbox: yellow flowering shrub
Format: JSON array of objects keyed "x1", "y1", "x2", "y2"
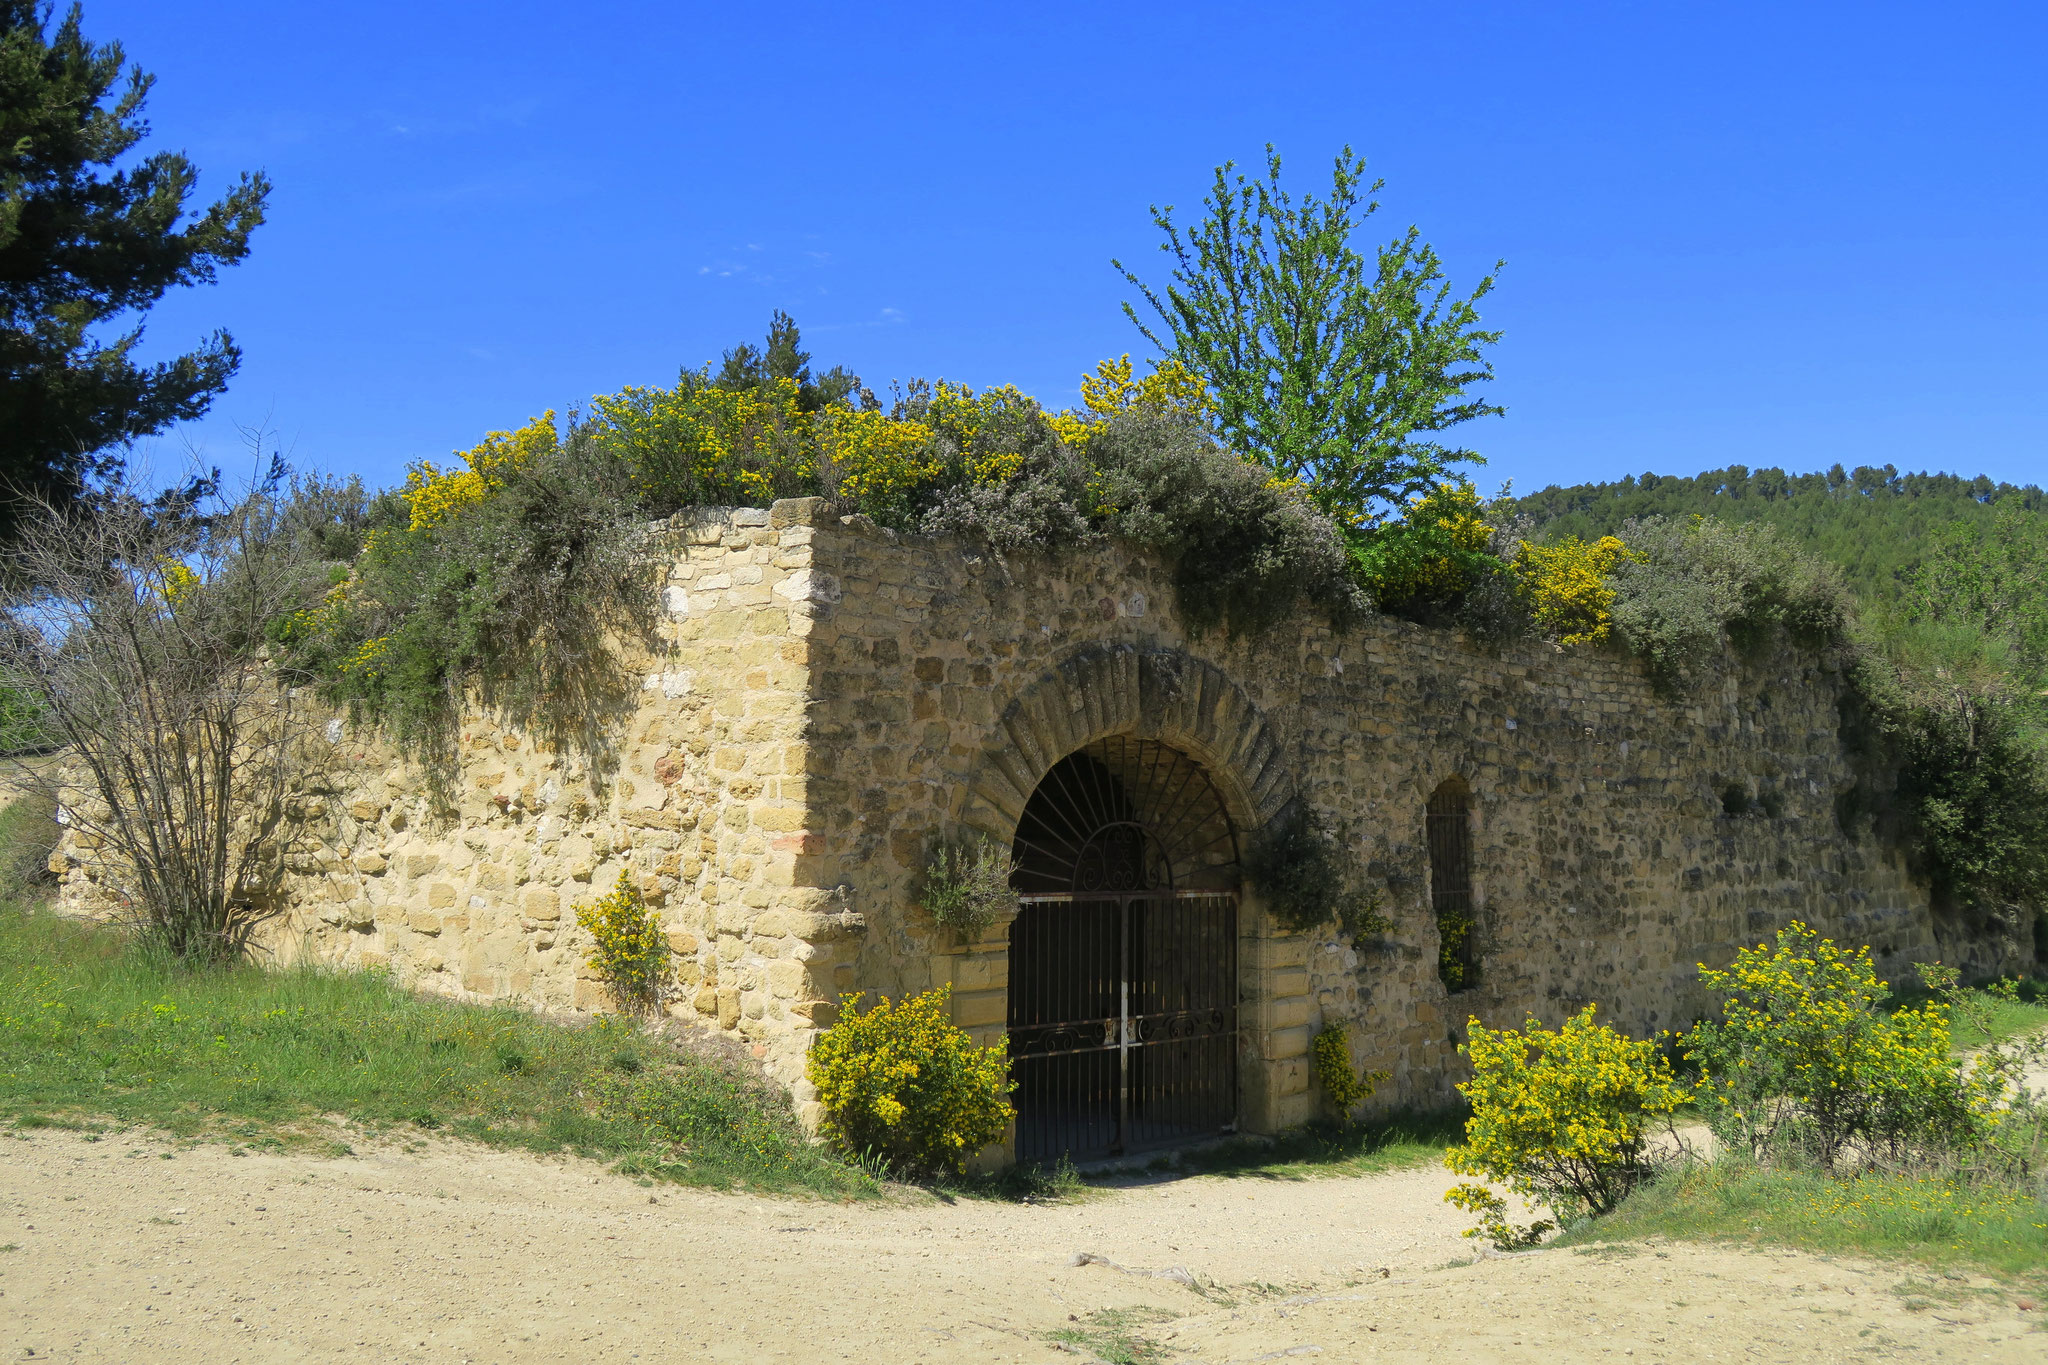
[
  {"x1": 1312, "y1": 1024, "x2": 1387, "y2": 1118},
  {"x1": 1685, "y1": 923, "x2": 2000, "y2": 1168},
  {"x1": 805, "y1": 985, "x2": 1015, "y2": 1176},
  {"x1": 573, "y1": 871, "x2": 670, "y2": 1012},
  {"x1": 590, "y1": 377, "x2": 816, "y2": 508},
  {"x1": 338, "y1": 634, "x2": 391, "y2": 680},
  {"x1": 1350, "y1": 478, "x2": 1500, "y2": 611},
  {"x1": 1444, "y1": 1182, "x2": 1555, "y2": 1251},
  {"x1": 157, "y1": 558, "x2": 201, "y2": 609},
  {"x1": 922, "y1": 380, "x2": 1040, "y2": 484},
  {"x1": 1511, "y1": 534, "x2": 1635, "y2": 645},
  {"x1": 1051, "y1": 355, "x2": 1210, "y2": 448},
  {"x1": 1444, "y1": 1003, "x2": 1690, "y2": 1234},
  {"x1": 404, "y1": 412, "x2": 559, "y2": 531},
  {"x1": 817, "y1": 406, "x2": 943, "y2": 512}
]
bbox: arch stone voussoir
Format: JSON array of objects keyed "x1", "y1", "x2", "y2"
[{"x1": 968, "y1": 644, "x2": 1293, "y2": 841}]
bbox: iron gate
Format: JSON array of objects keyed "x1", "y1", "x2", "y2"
[
  {"x1": 1006, "y1": 737, "x2": 1242, "y2": 1165},
  {"x1": 1009, "y1": 891, "x2": 1238, "y2": 1163}
]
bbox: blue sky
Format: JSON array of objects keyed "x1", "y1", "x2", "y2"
[{"x1": 89, "y1": 0, "x2": 2046, "y2": 495}]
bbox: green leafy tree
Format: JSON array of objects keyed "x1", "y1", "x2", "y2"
[
  {"x1": 1907, "y1": 502, "x2": 2048, "y2": 674},
  {"x1": 0, "y1": 1, "x2": 270, "y2": 539},
  {"x1": 1116, "y1": 145, "x2": 1502, "y2": 524}
]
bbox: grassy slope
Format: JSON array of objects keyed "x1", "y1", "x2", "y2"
[
  {"x1": 0, "y1": 904, "x2": 874, "y2": 1198},
  {"x1": 1565, "y1": 991, "x2": 2048, "y2": 1281},
  {"x1": 1567, "y1": 1161, "x2": 2048, "y2": 1286}
]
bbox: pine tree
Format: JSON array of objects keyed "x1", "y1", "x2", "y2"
[
  {"x1": 710, "y1": 309, "x2": 860, "y2": 412},
  {"x1": 0, "y1": 2, "x2": 270, "y2": 539}
]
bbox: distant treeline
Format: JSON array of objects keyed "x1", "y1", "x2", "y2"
[{"x1": 1514, "y1": 464, "x2": 2046, "y2": 616}]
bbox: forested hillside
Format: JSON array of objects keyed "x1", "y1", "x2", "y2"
[{"x1": 1514, "y1": 464, "x2": 2045, "y2": 618}]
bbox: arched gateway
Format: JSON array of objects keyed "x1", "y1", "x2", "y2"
[{"x1": 1006, "y1": 735, "x2": 1241, "y2": 1163}]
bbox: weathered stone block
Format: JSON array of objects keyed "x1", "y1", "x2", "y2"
[
  {"x1": 622, "y1": 806, "x2": 682, "y2": 831},
  {"x1": 950, "y1": 988, "x2": 1005, "y2": 1029}
]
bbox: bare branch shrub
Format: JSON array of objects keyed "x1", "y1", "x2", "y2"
[{"x1": 0, "y1": 469, "x2": 354, "y2": 961}]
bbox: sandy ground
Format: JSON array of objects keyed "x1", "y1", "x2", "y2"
[{"x1": 2, "y1": 1126, "x2": 2041, "y2": 1364}]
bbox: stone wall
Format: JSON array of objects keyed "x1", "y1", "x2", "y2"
[
  {"x1": 55, "y1": 497, "x2": 2030, "y2": 1147},
  {"x1": 58, "y1": 502, "x2": 851, "y2": 1097},
  {"x1": 785, "y1": 502, "x2": 2026, "y2": 1129}
]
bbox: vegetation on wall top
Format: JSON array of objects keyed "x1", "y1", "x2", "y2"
[
  {"x1": 254, "y1": 288, "x2": 2042, "y2": 930},
  {"x1": 11, "y1": 122, "x2": 2025, "y2": 940}
]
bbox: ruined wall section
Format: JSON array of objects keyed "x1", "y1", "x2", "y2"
[
  {"x1": 54, "y1": 503, "x2": 853, "y2": 1093},
  {"x1": 794, "y1": 510, "x2": 2016, "y2": 1121},
  {"x1": 54, "y1": 498, "x2": 2026, "y2": 1132}
]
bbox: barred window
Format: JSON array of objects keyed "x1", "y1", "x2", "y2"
[{"x1": 1427, "y1": 779, "x2": 1477, "y2": 993}]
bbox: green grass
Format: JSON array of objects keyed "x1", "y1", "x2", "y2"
[
  {"x1": 1566, "y1": 1159, "x2": 2048, "y2": 1284},
  {"x1": 0, "y1": 902, "x2": 876, "y2": 1198},
  {"x1": 1150, "y1": 1110, "x2": 1464, "y2": 1182},
  {"x1": 1044, "y1": 1307, "x2": 1179, "y2": 1364},
  {"x1": 1950, "y1": 983, "x2": 2048, "y2": 1051}
]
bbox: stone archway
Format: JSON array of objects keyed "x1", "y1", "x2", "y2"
[
  {"x1": 942, "y1": 645, "x2": 1321, "y2": 1153},
  {"x1": 958, "y1": 644, "x2": 1294, "y2": 843},
  {"x1": 1007, "y1": 735, "x2": 1244, "y2": 1162}
]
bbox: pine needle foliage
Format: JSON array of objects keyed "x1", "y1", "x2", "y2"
[{"x1": 0, "y1": 1, "x2": 272, "y2": 544}]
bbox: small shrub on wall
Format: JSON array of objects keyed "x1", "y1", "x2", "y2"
[
  {"x1": 806, "y1": 986, "x2": 1014, "y2": 1177},
  {"x1": 1511, "y1": 534, "x2": 1634, "y2": 645},
  {"x1": 1244, "y1": 803, "x2": 1389, "y2": 939},
  {"x1": 1311, "y1": 1024, "x2": 1386, "y2": 1119},
  {"x1": 575, "y1": 872, "x2": 671, "y2": 1012},
  {"x1": 920, "y1": 836, "x2": 1018, "y2": 937},
  {"x1": 1348, "y1": 478, "x2": 1502, "y2": 618},
  {"x1": 1084, "y1": 409, "x2": 1367, "y2": 633},
  {"x1": 277, "y1": 416, "x2": 656, "y2": 786},
  {"x1": 1435, "y1": 903, "x2": 1478, "y2": 993},
  {"x1": 1608, "y1": 515, "x2": 1850, "y2": 687}
]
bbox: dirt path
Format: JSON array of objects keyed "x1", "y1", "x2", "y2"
[{"x1": 2, "y1": 1128, "x2": 2039, "y2": 1363}]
